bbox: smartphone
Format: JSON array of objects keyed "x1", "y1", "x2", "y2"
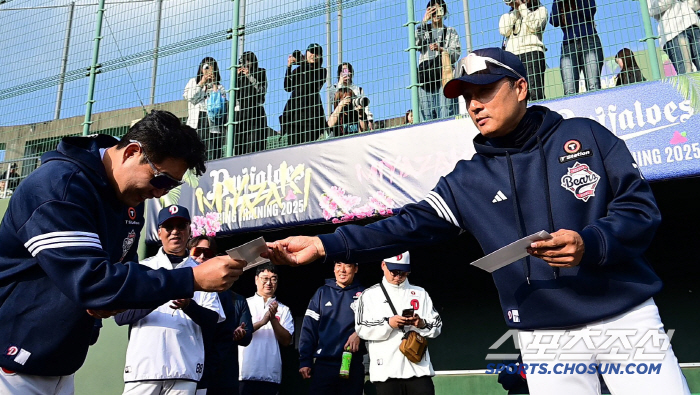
[
  {"x1": 341, "y1": 67, "x2": 350, "y2": 77},
  {"x1": 402, "y1": 308, "x2": 414, "y2": 317}
]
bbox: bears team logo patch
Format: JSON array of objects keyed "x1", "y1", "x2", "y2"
[
  {"x1": 561, "y1": 162, "x2": 600, "y2": 202},
  {"x1": 120, "y1": 230, "x2": 136, "y2": 262}
]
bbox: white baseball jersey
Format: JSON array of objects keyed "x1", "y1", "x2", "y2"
[
  {"x1": 238, "y1": 294, "x2": 295, "y2": 384},
  {"x1": 355, "y1": 278, "x2": 442, "y2": 383},
  {"x1": 123, "y1": 249, "x2": 225, "y2": 382}
]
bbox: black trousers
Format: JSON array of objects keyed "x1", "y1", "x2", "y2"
[
  {"x1": 517, "y1": 51, "x2": 547, "y2": 102},
  {"x1": 374, "y1": 376, "x2": 435, "y2": 395},
  {"x1": 308, "y1": 358, "x2": 365, "y2": 395},
  {"x1": 197, "y1": 111, "x2": 225, "y2": 161},
  {"x1": 238, "y1": 380, "x2": 279, "y2": 395}
]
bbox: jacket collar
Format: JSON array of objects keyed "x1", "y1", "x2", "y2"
[
  {"x1": 473, "y1": 106, "x2": 563, "y2": 156},
  {"x1": 324, "y1": 278, "x2": 362, "y2": 291},
  {"x1": 382, "y1": 277, "x2": 409, "y2": 290}
]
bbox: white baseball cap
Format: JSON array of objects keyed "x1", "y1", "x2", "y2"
[{"x1": 384, "y1": 251, "x2": 410, "y2": 272}]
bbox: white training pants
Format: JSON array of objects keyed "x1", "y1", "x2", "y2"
[
  {"x1": 0, "y1": 368, "x2": 74, "y2": 395},
  {"x1": 518, "y1": 298, "x2": 690, "y2": 395},
  {"x1": 123, "y1": 380, "x2": 198, "y2": 395}
]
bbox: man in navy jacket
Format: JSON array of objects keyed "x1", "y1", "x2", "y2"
[
  {"x1": 299, "y1": 261, "x2": 365, "y2": 395},
  {"x1": 0, "y1": 111, "x2": 245, "y2": 394},
  {"x1": 266, "y1": 49, "x2": 690, "y2": 394}
]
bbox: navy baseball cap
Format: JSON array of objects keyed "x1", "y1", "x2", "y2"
[
  {"x1": 384, "y1": 252, "x2": 411, "y2": 272},
  {"x1": 157, "y1": 205, "x2": 191, "y2": 227},
  {"x1": 443, "y1": 48, "x2": 527, "y2": 99}
]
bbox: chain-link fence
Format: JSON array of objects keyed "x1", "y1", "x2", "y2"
[{"x1": 1, "y1": 0, "x2": 695, "y2": 196}]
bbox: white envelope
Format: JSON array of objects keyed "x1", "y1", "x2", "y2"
[
  {"x1": 226, "y1": 237, "x2": 270, "y2": 271},
  {"x1": 470, "y1": 230, "x2": 552, "y2": 273}
]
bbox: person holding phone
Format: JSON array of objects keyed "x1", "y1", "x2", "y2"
[
  {"x1": 328, "y1": 62, "x2": 374, "y2": 130},
  {"x1": 184, "y1": 57, "x2": 227, "y2": 160},
  {"x1": 415, "y1": 0, "x2": 461, "y2": 121},
  {"x1": 499, "y1": 0, "x2": 548, "y2": 100},
  {"x1": 354, "y1": 252, "x2": 442, "y2": 395}
]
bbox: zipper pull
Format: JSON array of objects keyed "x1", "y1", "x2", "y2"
[{"x1": 526, "y1": 276, "x2": 531, "y2": 285}]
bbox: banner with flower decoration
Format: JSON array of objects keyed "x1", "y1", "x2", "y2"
[
  {"x1": 144, "y1": 117, "x2": 479, "y2": 242},
  {"x1": 145, "y1": 79, "x2": 700, "y2": 242}
]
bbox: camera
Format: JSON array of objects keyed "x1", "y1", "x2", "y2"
[
  {"x1": 291, "y1": 50, "x2": 306, "y2": 65},
  {"x1": 351, "y1": 96, "x2": 370, "y2": 108}
]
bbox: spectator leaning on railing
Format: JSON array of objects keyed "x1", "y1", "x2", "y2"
[
  {"x1": 550, "y1": 0, "x2": 604, "y2": 95},
  {"x1": 648, "y1": 0, "x2": 700, "y2": 75},
  {"x1": 499, "y1": 0, "x2": 548, "y2": 101},
  {"x1": 415, "y1": 0, "x2": 461, "y2": 121},
  {"x1": 328, "y1": 62, "x2": 374, "y2": 130}
]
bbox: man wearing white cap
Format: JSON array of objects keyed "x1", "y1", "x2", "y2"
[{"x1": 354, "y1": 252, "x2": 442, "y2": 395}]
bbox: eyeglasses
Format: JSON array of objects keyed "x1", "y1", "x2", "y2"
[
  {"x1": 160, "y1": 222, "x2": 189, "y2": 232},
  {"x1": 258, "y1": 276, "x2": 278, "y2": 284},
  {"x1": 130, "y1": 140, "x2": 184, "y2": 192},
  {"x1": 389, "y1": 270, "x2": 409, "y2": 277},
  {"x1": 191, "y1": 246, "x2": 215, "y2": 259},
  {"x1": 457, "y1": 53, "x2": 524, "y2": 80}
]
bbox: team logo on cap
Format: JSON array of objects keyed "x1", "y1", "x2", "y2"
[
  {"x1": 560, "y1": 162, "x2": 600, "y2": 202},
  {"x1": 128, "y1": 207, "x2": 136, "y2": 220},
  {"x1": 395, "y1": 254, "x2": 403, "y2": 261},
  {"x1": 6, "y1": 346, "x2": 18, "y2": 356},
  {"x1": 169, "y1": 206, "x2": 179, "y2": 214}
]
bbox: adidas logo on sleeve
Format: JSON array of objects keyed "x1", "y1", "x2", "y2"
[{"x1": 492, "y1": 190, "x2": 508, "y2": 203}]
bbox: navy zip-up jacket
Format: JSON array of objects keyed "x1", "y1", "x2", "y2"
[
  {"x1": 319, "y1": 106, "x2": 662, "y2": 330},
  {"x1": 299, "y1": 279, "x2": 366, "y2": 368},
  {"x1": 0, "y1": 135, "x2": 195, "y2": 376}
]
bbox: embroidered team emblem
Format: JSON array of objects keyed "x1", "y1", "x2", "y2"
[
  {"x1": 395, "y1": 254, "x2": 403, "y2": 261},
  {"x1": 560, "y1": 162, "x2": 600, "y2": 202},
  {"x1": 128, "y1": 207, "x2": 136, "y2": 220},
  {"x1": 120, "y1": 230, "x2": 136, "y2": 262},
  {"x1": 6, "y1": 346, "x2": 18, "y2": 356},
  {"x1": 354, "y1": 291, "x2": 362, "y2": 299},
  {"x1": 508, "y1": 309, "x2": 520, "y2": 323},
  {"x1": 169, "y1": 206, "x2": 179, "y2": 214},
  {"x1": 410, "y1": 299, "x2": 420, "y2": 310}
]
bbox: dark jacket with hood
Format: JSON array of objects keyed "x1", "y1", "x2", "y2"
[
  {"x1": 299, "y1": 279, "x2": 366, "y2": 368},
  {"x1": 318, "y1": 106, "x2": 662, "y2": 330},
  {"x1": 0, "y1": 135, "x2": 194, "y2": 376},
  {"x1": 280, "y1": 61, "x2": 327, "y2": 145}
]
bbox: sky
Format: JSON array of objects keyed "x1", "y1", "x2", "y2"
[{"x1": 0, "y1": 0, "x2": 660, "y2": 130}]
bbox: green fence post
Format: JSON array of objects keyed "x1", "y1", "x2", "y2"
[
  {"x1": 638, "y1": 0, "x2": 661, "y2": 81},
  {"x1": 225, "y1": 0, "x2": 241, "y2": 158},
  {"x1": 405, "y1": 0, "x2": 421, "y2": 123},
  {"x1": 82, "y1": 0, "x2": 106, "y2": 136}
]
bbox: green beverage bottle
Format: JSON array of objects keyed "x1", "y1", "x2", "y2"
[{"x1": 339, "y1": 347, "x2": 352, "y2": 379}]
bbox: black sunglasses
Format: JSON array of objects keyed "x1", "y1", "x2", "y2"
[
  {"x1": 131, "y1": 140, "x2": 184, "y2": 192},
  {"x1": 191, "y1": 247, "x2": 216, "y2": 259}
]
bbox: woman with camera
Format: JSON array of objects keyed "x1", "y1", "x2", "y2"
[
  {"x1": 499, "y1": 0, "x2": 548, "y2": 101},
  {"x1": 328, "y1": 62, "x2": 374, "y2": 130},
  {"x1": 550, "y1": 0, "x2": 604, "y2": 95},
  {"x1": 327, "y1": 87, "x2": 368, "y2": 137},
  {"x1": 235, "y1": 51, "x2": 268, "y2": 155},
  {"x1": 415, "y1": 0, "x2": 461, "y2": 122},
  {"x1": 280, "y1": 43, "x2": 327, "y2": 146},
  {"x1": 184, "y1": 57, "x2": 227, "y2": 160}
]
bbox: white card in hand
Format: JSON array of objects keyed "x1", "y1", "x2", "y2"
[
  {"x1": 226, "y1": 237, "x2": 270, "y2": 271},
  {"x1": 469, "y1": 230, "x2": 552, "y2": 273}
]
